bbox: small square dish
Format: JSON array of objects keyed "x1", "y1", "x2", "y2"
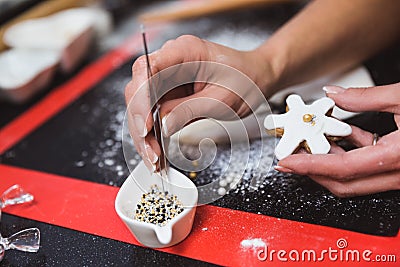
[
  {"x1": 115, "y1": 161, "x2": 198, "y2": 248},
  {"x1": 3, "y1": 8, "x2": 94, "y2": 73},
  {"x1": 0, "y1": 48, "x2": 59, "y2": 103}
]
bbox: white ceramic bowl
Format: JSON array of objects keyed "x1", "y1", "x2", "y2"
[{"x1": 115, "y1": 161, "x2": 198, "y2": 248}]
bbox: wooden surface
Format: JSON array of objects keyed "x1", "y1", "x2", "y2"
[{"x1": 139, "y1": 0, "x2": 294, "y2": 23}]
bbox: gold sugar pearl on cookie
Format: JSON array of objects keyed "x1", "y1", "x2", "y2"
[
  {"x1": 302, "y1": 113, "x2": 314, "y2": 122},
  {"x1": 303, "y1": 113, "x2": 316, "y2": 126}
]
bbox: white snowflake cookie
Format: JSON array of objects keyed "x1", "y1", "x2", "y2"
[{"x1": 264, "y1": 94, "x2": 352, "y2": 160}]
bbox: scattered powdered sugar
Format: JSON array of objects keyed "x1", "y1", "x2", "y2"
[
  {"x1": 168, "y1": 135, "x2": 277, "y2": 203},
  {"x1": 74, "y1": 160, "x2": 85, "y2": 167},
  {"x1": 72, "y1": 76, "x2": 135, "y2": 186},
  {"x1": 217, "y1": 187, "x2": 226, "y2": 196},
  {"x1": 240, "y1": 238, "x2": 266, "y2": 251}
]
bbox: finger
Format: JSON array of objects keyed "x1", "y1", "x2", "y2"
[
  {"x1": 127, "y1": 112, "x2": 145, "y2": 156},
  {"x1": 144, "y1": 138, "x2": 159, "y2": 165},
  {"x1": 151, "y1": 35, "x2": 208, "y2": 74},
  {"x1": 294, "y1": 142, "x2": 345, "y2": 155},
  {"x1": 345, "y1": 125, "x2": 374, "y2": 147},
  {"x1": 309, "y1": 171, "x2": 400, "y2": 198},
  {"x1": 160, "y1": 84, "x2": 194, "y2": 104},
  {"x1": 125, "y1": 36, "x2": 208, "y2": 139},
  {"x1": 277, "y1": 140, "x2": 400, "y2": 180},
  {"x1": 125, "y1": 73, "x2": 152, "y2": 138},
  {"x1": 133, "y1": 135, "x2": 161, "y2": 173},
  {"x1": 131, "y1": 133, "x2": 154, "y2": 172},
  {"x1": 275, "y1": 143, "x2": 344, "y2": 172},
  {"x1": 329, "y1": 143, "x2": 345, "y2": 154},
  {"x1": 160, "y1": 93, "x2": 206, "y2": 137},
  {"x1": 322, "y1": 83, "x2": 400, "y2": 114},
  {"x1": 160, "y1": 86, "x2": 239, "y2": 137},
  {"x1": 127, "y1": 110, "x2": 159, "y2": 172},
  {"x1": 395, "y1": 114, "x2": 400, "y2": 126}
]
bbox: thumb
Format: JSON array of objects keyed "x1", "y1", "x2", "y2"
[
  {"x1": 323, "y1": 83, "x2": 400, "y2": 114},
  {"x1": 161, "y1": 97, "x2": 198, "y2": 137},
  {"x1": 161, "y1": 91, "x2": 240, "y2": 137}
]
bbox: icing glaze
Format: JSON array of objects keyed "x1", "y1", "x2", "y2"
[{"x1": 264, "y1": 94, "x2": 352, "y2": 160}]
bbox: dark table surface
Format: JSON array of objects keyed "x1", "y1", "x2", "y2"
[{"x1": 0, "y1": 1, "x2": 399, "y2": 266}]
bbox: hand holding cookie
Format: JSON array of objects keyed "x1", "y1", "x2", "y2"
[{"x1": 275, "y1": 83, "x2": 400, "y2": 197}]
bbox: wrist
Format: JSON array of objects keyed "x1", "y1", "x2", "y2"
[{"x1": 249, "y1": 44, "x2": 288, "y2": 99}]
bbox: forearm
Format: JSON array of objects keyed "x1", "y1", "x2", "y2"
[{"x1": 256, "y1": 0, "x2": 400, "y2": 96}]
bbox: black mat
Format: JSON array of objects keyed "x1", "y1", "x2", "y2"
[
  {"x1": 0, "y1": 213, "x2": 217, "y2": 267},
  {"x1": 1, "y1": 59, "x2": 398, "y2": 237}
]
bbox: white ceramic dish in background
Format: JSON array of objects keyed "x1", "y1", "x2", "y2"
[
  {"x1": 115, "y1": 161, "x2": 198, "y2": 248},
  {"x1": 0, "y1": 48, "x2": 59, "y2": 103},
  {"x1": 56, "y1": 8, "x2": 113, "y2": 39},
  {"x1": 3, "y1": 9, "x2": 94, "y2": 73}
]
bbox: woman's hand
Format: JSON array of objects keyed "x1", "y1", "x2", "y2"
[
  {"x1": 125, "y1": 35, "x2": 276, "y2": 172},
  {"x1": 276, "y1": 83, "x2": 400, "y2": 197}
]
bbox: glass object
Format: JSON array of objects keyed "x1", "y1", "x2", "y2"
[
  {"x1": 0, "y1": 184, "x2": 34, "y2": 209},
  {"x1": 0, "y1": 228, "x2": 40, "y2": 261},
  {"x1": 0, "y1": 184, "x2": 39, "y2": 261}
]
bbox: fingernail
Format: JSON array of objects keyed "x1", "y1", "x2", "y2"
[
  {"x1": 151, "y1": 163, "x2": 157, "y2": 173},
  {"x1": 144, "y1": 142, "x2": 158, "y2": 164},
  {"x1": 132, "y1": 114, "x2": 147, "y2": 137},
  {"x1": 162, "y1": 114, "x2": 171, "y2": 137},
  {"x1": 274, "y1": 165, "x2": 293, "y2": 173},
  {"x1": 143, "y1": 158, "x2": 157, "y2": 174},
  {"x1": 322, "y1": 85, "x2": 345, "y2": 94}
]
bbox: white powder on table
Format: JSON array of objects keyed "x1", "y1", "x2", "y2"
[{"x1": 240, "y1": 238, "x2": 266, "y2": 251}]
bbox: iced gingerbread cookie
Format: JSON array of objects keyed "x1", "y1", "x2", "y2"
[{"x1": 264, "y1": 94, "x2": 352, "y2": 160}]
